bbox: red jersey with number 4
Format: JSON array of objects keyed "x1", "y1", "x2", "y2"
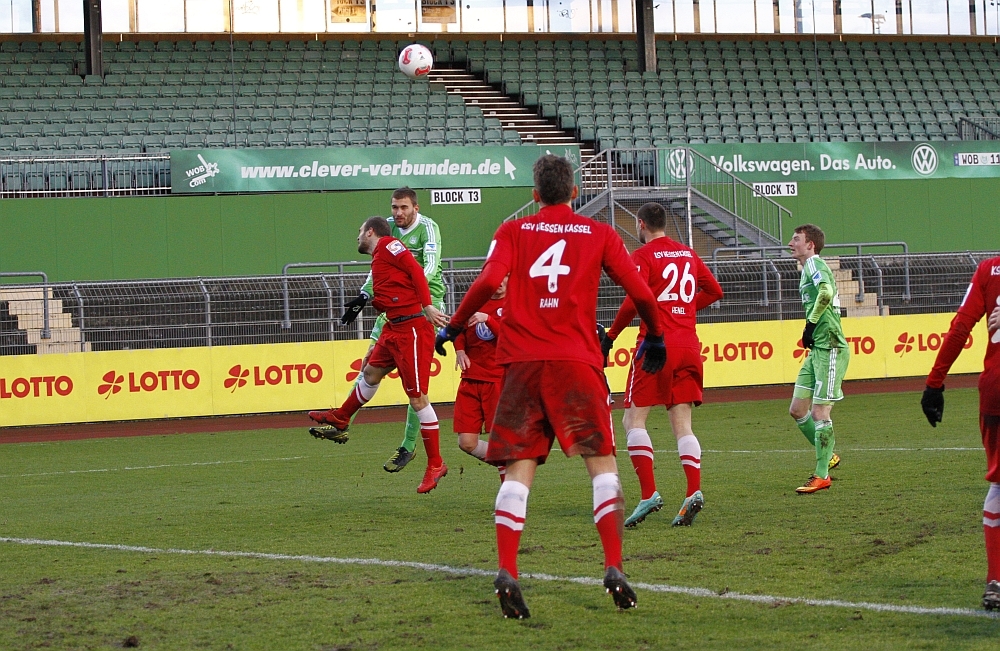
[
  {"x1": 476, "y1": 203, "x2": 661, "y2": 370},
  {"x1": 607, "y1": 237, "x2": 723, "y2": 349},
  {"x1": 928, "y1": 256, "x2": 1000, "y2": 415},
  {"x1": 370, "y1": 236, "x2": 433, "y2": 320},
  {"x1": 454, "y1": 297, "x2": 505, "y2": 383}
]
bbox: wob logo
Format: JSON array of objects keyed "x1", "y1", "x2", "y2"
[
  {"x1": 666, "y1": 148, "x2": 694, "y2": 181},
  {"x1": 911, "y1": 144, "x2": 938, "y2": 176}
]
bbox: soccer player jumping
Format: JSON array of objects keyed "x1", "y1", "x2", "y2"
[
  {"x1": 921, "y1": 254, "x2": 1000, "y2": 611},
  {"x1": 339, "y1": 188, "x2": 446, "y2": 474},
  {"x1": 309, "y1": 216, "x2": 451, "y2": 494},
  {"x1": 436, "y1": 155, "x2": 666, "y2": 619},
  {"x1": 601, "y1": 202, "x2": 723, "y2": 528},
  {"x1": 787, "y1": 224, "x2": 848, "y2": 494}
]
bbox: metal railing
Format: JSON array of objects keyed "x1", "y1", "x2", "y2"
[
  {"x1": 507, "y1": 147, "x2": 790, "y2": 252},
  {"x1": 1, "y1": 250, "x2": 997, "y2": 356},
  {"x1": 0, "y1": 271, "x2": 50, "y2": 340},
  {"x1": 958, "y1": 117, "x2": 1000, "y2": 141},
  {"x1": 0, "y1": 153, "x2": 170, "y2": 198}
]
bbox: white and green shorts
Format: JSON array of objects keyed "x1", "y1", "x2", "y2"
[{"x1": 793, "y1": 346, "x2": 851, "y2": 405}]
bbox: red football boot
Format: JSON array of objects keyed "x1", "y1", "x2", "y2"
[
  {"x1": 416, "y1": 463, "x2": 448, "y2": 494},
  {"x1": 307, "y1": 409, "x2": 349, "y2": 431}
]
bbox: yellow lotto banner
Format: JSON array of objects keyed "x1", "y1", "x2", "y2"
[{"x1": 0, "y1": 312, "x2": 986, "y2": 427}]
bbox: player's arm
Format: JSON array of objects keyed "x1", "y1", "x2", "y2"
[
  {"x1": 800, "y1": 281, "x2": 833, "y2": 348},
  {"x1": 454, "y1": 330, "x2": 471, "y2": 370},
  {"x1": 922, "y1": 268, "x2": 988, "y2": 426},
  {"x1": 420, "y1": 220, "x2": 442, "y2": 280},
  {"x1": 341, "y1": 272, "x2": 374, "y2": 325},
  {"x1": 694, "y1": 261, "x2": 724, "y2": 310},
  {"x1": 602, "y1": 234, "x2": 665, "y2": 373},
  {"x1": 393, "y1": 245, "x2": 445, "y2": 327}
]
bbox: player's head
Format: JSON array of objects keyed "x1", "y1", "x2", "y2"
[
  {"x1": 636, "y1": 202, "x2": 668, "y2": 244},
  {"x1": 789, "y1": 224, "x2": 825, "y2": 261},
  {"x1": 391, "y1": 187, "x2": 419, "y2": 229},
  {"x1": 531, "y1": 155, "x2": 578, "y2": 207},
  {"x1": 358, "y1": 216, "x2": 391, "y2": 254},
  {"x1": 491, "y1": 274, "x2": 510, "y2": 300}
]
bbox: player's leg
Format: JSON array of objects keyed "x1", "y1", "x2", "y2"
[
  {"x1": 668, "y1": 403, "x2": 705, "y2": 526},
  {"x1": 622, "y1": 405, "x2": 662, "y2": 527},
  {"x1": 455, "y1": 380, "x2": 489, "y2": 460},
  {"x1": 801, "y1": 346, "x2": 849, "y2": 493},
  {"x1": 584, "y1": 453, "x2": 636, "y2": 610},
  {"x1": 396, "y1": 321, "x2": 446, "y2": 493},
  {"x1": 400, "y1": 298, "x2": 445, "y2": 458},
  {"x1": 981, "y1": 414, "x2": 1000, "y2": 610},
  {"x1": 410, "y1": 393, "x2": 447, "y2": 493},
  {"x1": 790, "y1": 353, "x2": 817, "y2": 445},
  {"x1": 308, "y1": 362, "x2": 391, "y2": 435},
  {"x1": 493, "y1": 458, "x2": 537, "y2": 619}
]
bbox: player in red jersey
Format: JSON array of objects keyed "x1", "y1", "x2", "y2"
[
  {"x1": 308, "y1": 216, "x2": 450, "y2": 495},
  {"x1": 922, "y1": 256, "x2": 1000, "y2": 611},
  {"x1": 454, "y1": 275, "x2": 508, "y2": 480},
  {"x1": 601, "y1": 202, "x2": 723, "y2": 529},
  {"x1": 435, "y1": 155, "x2": 666, "y2": 619}
]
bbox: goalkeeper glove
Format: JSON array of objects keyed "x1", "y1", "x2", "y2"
[
  {"x1": 597, "y1": 325, "x2": 614, "y2": 367},
  {"x1": 434, "y1": 324, "x2": 463, "y2": 356},
  {"x1": 802, "y1": 321, "x2": 817, "y2": 349},
  {"x1": 921, "y1": 385, "x2": 944, "y2": 427},
  {"x1": 635, "y1": 333, "x2": 666, "y2": 374},
  {"x1": 340, "y1": 291, "x2": 369, "y2": 325}
]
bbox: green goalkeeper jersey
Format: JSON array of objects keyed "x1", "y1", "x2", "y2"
[
  {"x1": 361, "y1": 213, "x2": 445, "y2": 302},
  {"x1": 799, "y1": 255, "x2": 847, "y2": 350}
]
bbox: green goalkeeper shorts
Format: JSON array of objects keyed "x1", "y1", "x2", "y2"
[
  {"x1": 793, "y1": 346, "x2": 851, "y2": 405},
  {"x1": 369, "y1": 297, "x2": 446, "y2": 344}
]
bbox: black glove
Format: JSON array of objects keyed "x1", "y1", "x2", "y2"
[
  {"x1": 597, "y1": 324, "x2": 613, "y2": 366},
  {"x1": 340, "y1": 291, "x2": 369, "y2": 325},
  {"x1": 635, "y1": 333, "x2": 666, "y2": 374},
  {"x1": 434, "y1": 324, "x2": 463, "y2": 356},
  {"x1": 802, "y1": 321, "x2": 817, "y2": 349},
  {"x1": 921, "y1": 385, "x2": 945, "y2": 427}
]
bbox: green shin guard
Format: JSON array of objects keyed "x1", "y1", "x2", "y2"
[
  {"x1": 795, "y1": 414, "x2": 816, "y2": 445},
  {"x1": 814, "y1": 420, "x2": 835, "y2": 478},
  {"x1": 400, "y1": 405, "x2": 420, "y2": 453}
]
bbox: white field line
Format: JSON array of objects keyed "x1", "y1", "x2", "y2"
[
  {"x1": 0, "y1": 536, "x2": 995, "y2": 620},
  {"x1": 665, "y1": 447, "x2": 982, "y2": 454},
  {"x1": 0, "y1": 456, "x2": 306, "y2": 479}
]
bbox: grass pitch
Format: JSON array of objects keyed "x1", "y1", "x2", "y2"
[{"x1": 2, "y1": 387, "x2": 999, "y2": 650}]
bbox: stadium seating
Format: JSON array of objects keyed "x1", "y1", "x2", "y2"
[
  {"x1": 0, "y1": 38, "x2": 521, "y2": 155},
  {"x1": 459, "y1": 38, "x2": 1000, "y2": 147}
]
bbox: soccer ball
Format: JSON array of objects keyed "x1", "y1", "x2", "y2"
[{"x1": 398, "y1": 44, "x2": 433, "y2": 79}]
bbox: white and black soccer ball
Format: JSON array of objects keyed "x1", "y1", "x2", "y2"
[{"x1": 398, "y1": 44, "x2": 433, "y2": 80}]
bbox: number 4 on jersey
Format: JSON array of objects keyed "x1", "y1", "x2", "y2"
[{"x1": 530, "y1": 239, "x2": 571, "y2": 293}]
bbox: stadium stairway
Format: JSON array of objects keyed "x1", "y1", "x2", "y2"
[{"x1": 0, "y1": 286, "x2": 89, "y2": 354}]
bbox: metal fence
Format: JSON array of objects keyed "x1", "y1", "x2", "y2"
[
  {"x1": 958, "y1": 117, "x2": 1000, "y2": 140},
  {"x1": 0, "y1": 153, "x2": 170, "y2": 198},
  {"x1": 1, "y1": 250, "x2": 997, "y2": 356}
]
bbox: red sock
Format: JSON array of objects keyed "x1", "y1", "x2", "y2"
[
  {"x1": 495, "y1": 481, "x2": 529, "y2": 579},
  {"x1": 986, "y1": 524, "x2": 1000, "y2": 583},
  {"x1": 498, "y1": 465, "x2": 506, "y2": 483},
  {"x1": 593, "y1": 473, "x2": 624, "y2": 571},
  {"x1": 420, "y1": 423, "x2": 442, "y2": 467},
  {"x1": 677, "y1": 434, "x2": 702, "y2": 497},
  {"x1": 626, "y1": 429, "x2": 657, "y2": 500},
  {"x1": 337, "y1": 384, "x2": 368, "y2": 420},
  {"x1": 681, "y1": 461, "x2": 701, "y2": 497}
]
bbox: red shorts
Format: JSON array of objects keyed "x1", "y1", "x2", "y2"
[
  {"x1": 487, "y1": 360, "x2": 615, "y2": 465},
  {"x1": 367, "y1": 318, "x2": 435, "y2": 398},
  {"x1": 983, "y1": 414, "x2": 1000, "y2": 483},
  {"x1": 624, "y1": 345, "x2": 704, "y2": 409},
  {"x1": 453, "y1": 378, "x2": 501, "y2": 434}
]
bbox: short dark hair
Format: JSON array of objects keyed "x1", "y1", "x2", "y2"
[
  {"x1": 392, "y1": 187, "x2": 418, "y2": 205},
  {"x1": 533, "y1": 155, "x2": 574, "y2": 205},
  {"x1": 362, "y1": 216, "x2": 392, "y2": 237},
  {"x1": 637, "y1": 202, "x2": 668, "y2": 232},
  {"x1": 794, "y1": 223, "x2": 825, "y2": 254}
]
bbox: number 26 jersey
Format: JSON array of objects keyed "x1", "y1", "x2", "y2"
[{"x1": 486, "y1": 203, "x2": 655, "y2": 370}]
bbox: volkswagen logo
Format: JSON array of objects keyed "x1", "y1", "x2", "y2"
[
  {"x1": 666, "y1": 148, "x2": 693, "y2": 180},
  {"x1": 911, "y1": 144, "x2": 938, "y2": 176}
]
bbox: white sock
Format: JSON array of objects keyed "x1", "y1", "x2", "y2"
[
  {"x1": 415, "y1": 404, "x2": 437, "y2": 426},
  {"x1": 985, "y1": 483, "x2": 1000, "y2": 527},
  {"x1": 356, "y1": 377, "x2": 379, "y2": 402},
  {"x1": 677, "y1": 434, "x2": 701, "y2": 469},
  {"x1": 495, "y1": 480, "x2": 529, "y2": 530},
  {"x1": 592, "y1": 472, "x2": 623, "y2": 523},
  {"x1": 626, "y1": 428, "x2": 654, "y2": 461}
]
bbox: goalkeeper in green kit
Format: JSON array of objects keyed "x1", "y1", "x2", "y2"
[
  {"x1": 787, "y1": 224, "x2": 848, "y2": 494},
  {"x1": 332, "y1": 187, "x2": 447, "y2": 473}
]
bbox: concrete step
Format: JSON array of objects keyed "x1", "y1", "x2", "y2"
[
  {"x1": 17, "y1": 313, "x2": 72, "y2": 329},
  {"x1": 7, "y1": 299, "x2": 64, "y2": 315},
  {"x1": 0, "y1": 287, "x2": 52, "y2": 301},
  {"x1": 26, "y1": 327, "x2": 81, "y2": 344}
]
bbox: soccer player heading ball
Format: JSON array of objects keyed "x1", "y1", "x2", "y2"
[
  {"x1": 436, "y1": 155, "x2": 667, "y2": 619},
  {"x1": 787, "y1": 224, "x2": 848, "y2": 494},
  {"x1": 602, "y1": 202, "x2": 723, "y2": 528},
  {"x1": 921, "y1": 254, "x2": 1000, "y2": 611},
  {"x1": 308, "y1": 216, "x2": 451, "y2": 495}
]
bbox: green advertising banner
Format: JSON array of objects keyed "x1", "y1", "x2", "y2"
[
  {"x1": 658, "y1": 141, "x2": 1000, "y2": 183},
  {"x1": 170, "y1": 145, "x2": 580, "y2": 194}
]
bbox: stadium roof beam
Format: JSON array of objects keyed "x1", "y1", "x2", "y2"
[
  {"x1": 83, "y1": 0, "x2": 103, "y2": 78},
  {"x1": 635, "y1": 0, "x2": 655, "y2": 74}
]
